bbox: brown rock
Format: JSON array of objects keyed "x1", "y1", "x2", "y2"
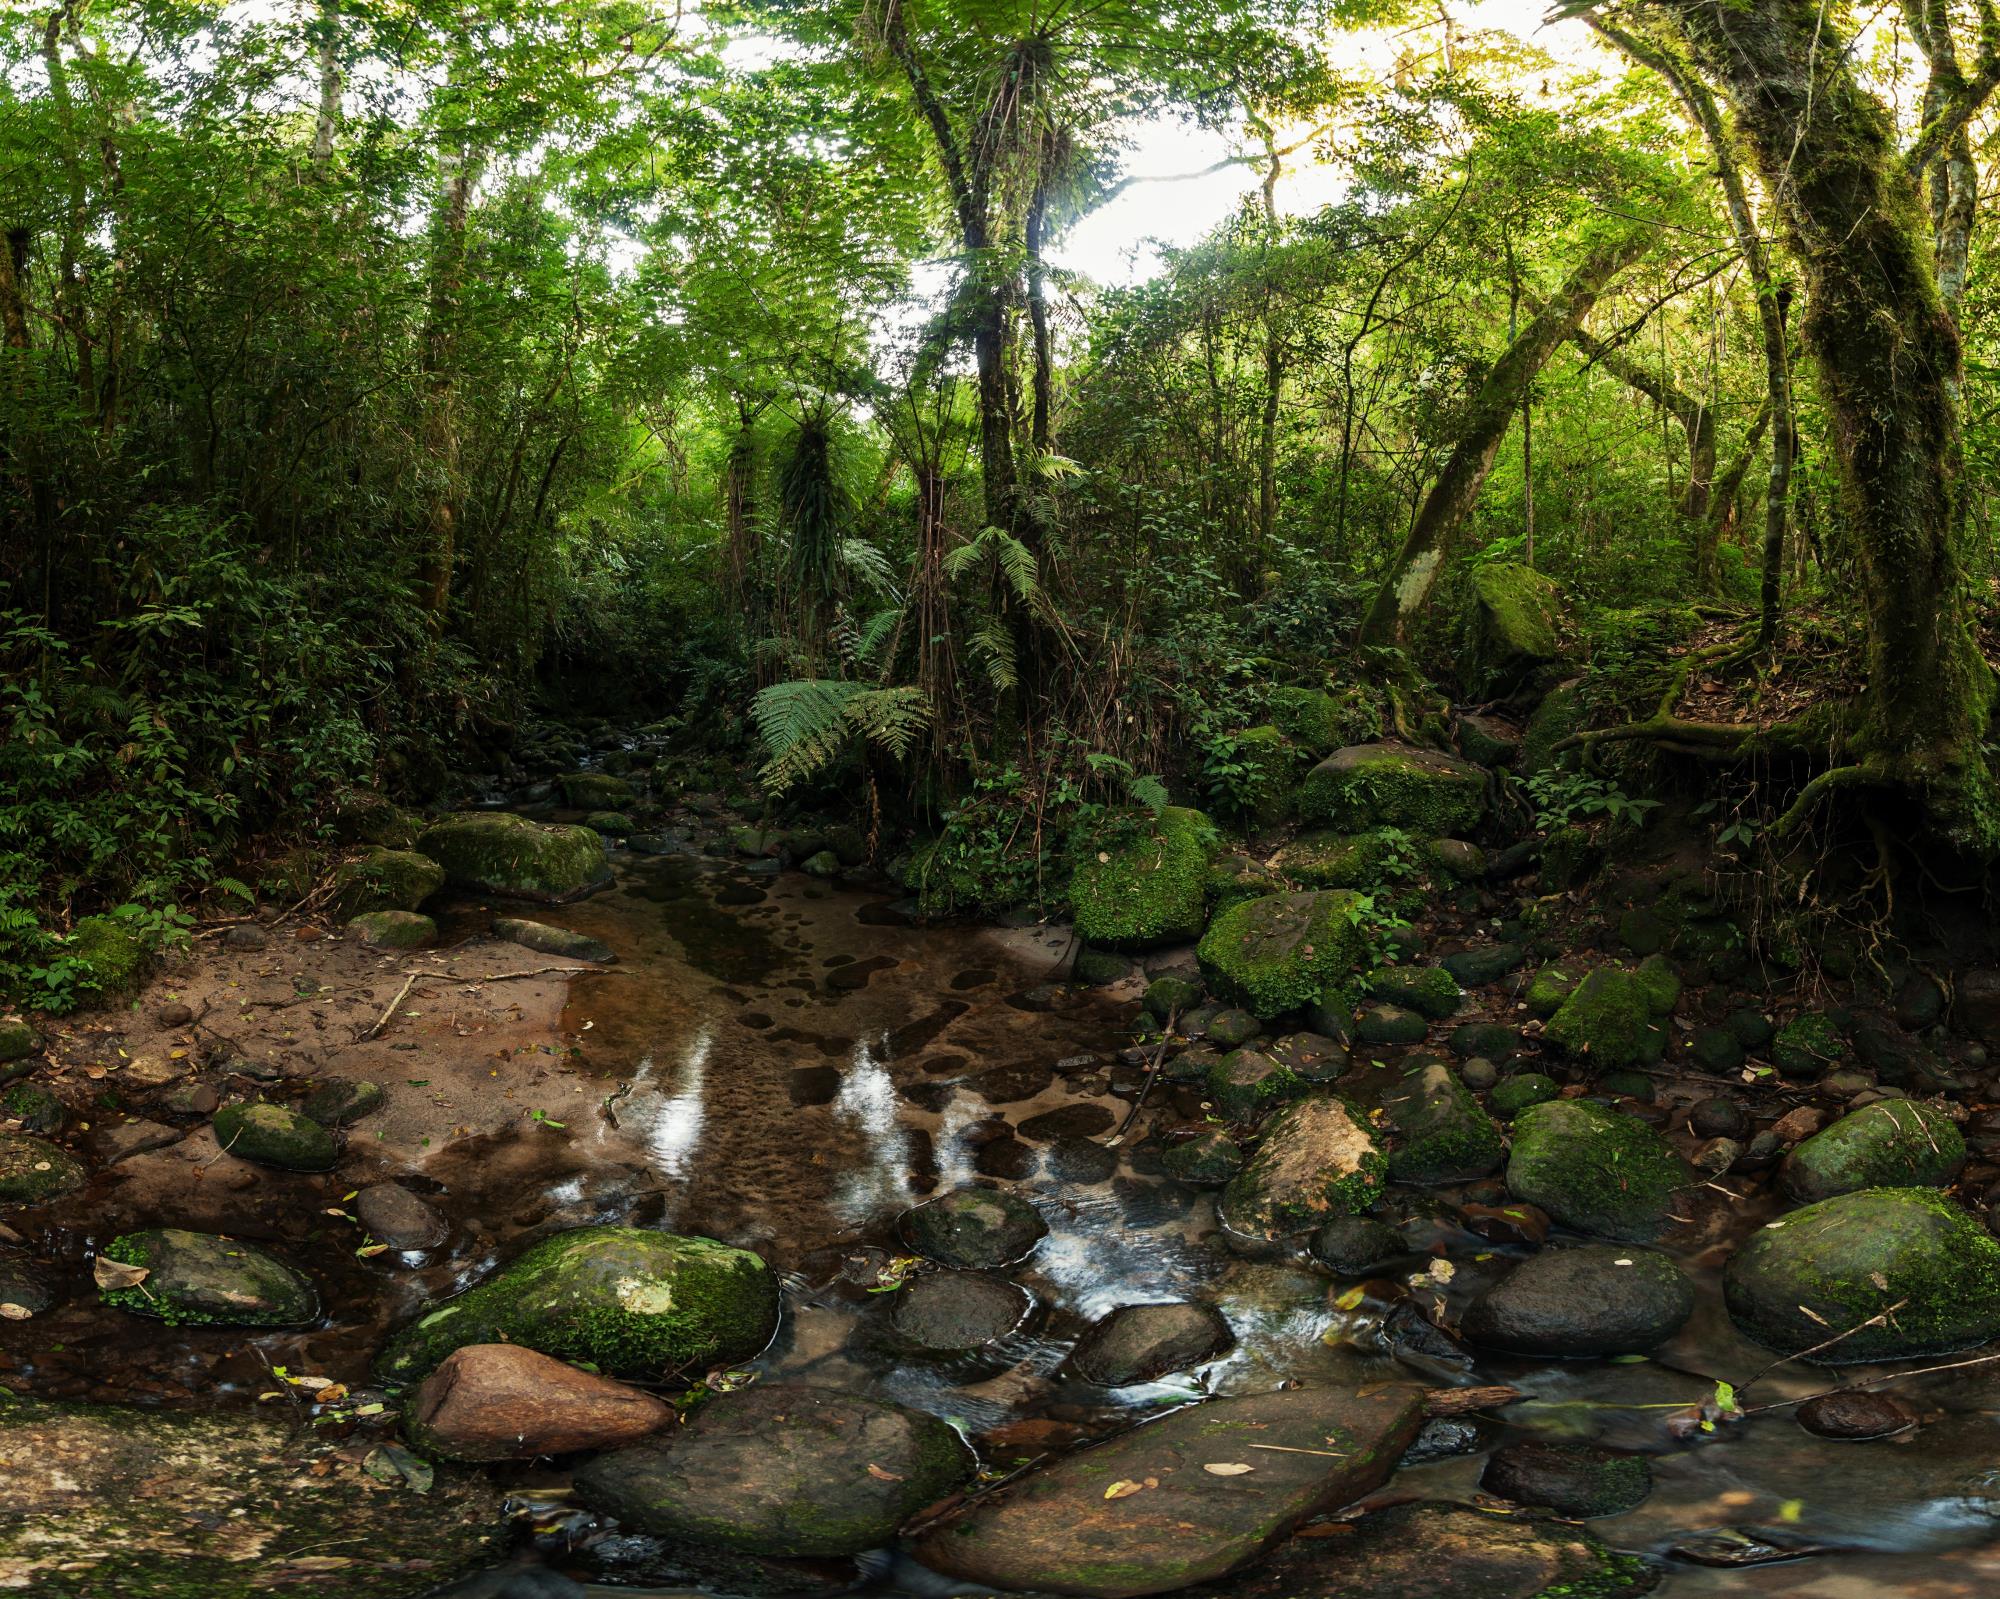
[
  {"x1": 1770, "y1": 1106, "x2": 1827, "y2": 1145},
  {"x1": 408, "y1": 1343, "x2": 673, "y2": 1461},
  {"x1": 1797, "y1": 1389, "x2": 1917, "y2": 1440}
]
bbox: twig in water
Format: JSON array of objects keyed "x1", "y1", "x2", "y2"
[
  {"x1": 1108, "y1": 1007, "x2": 1178, "y2": 1146},
  {"x1": 1737, "y1": 1299, "x2": 1911, "y2": 1397},
  {"x1": 361, "y1": 965, "x2": 604, "y2": 1042}
]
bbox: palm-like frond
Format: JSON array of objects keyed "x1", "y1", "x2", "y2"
[{"x1": 752, "y1": 678, "x2": 930, "y2": 792}]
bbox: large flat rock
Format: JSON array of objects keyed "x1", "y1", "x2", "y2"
[{"x1": 912, "y1": 1385, "x2": 1426, "y2": 1597}]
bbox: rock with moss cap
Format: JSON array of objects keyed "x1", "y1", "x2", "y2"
[
  {"x1": 1544, "y1": 967, "x2": 1659, "y2": 1069},
  {"x1": 1220, "y1": 1096, "x2": 1387, "y2": 1239},
  {"x1": 1365, "y1": 964, "x2": 1462, "y2": 1020},
  {"x1": 913, "y1": 1384, "x2": 1426, "y2": 1599},
  {"x1": 1269, "y1": 685, "x2": 1374, "y2": 756},
  {"x1": 0, "y1": 1133, "x2": 86, "y2": 1204},
  {"x1": 1724, "y1": 1188, "x2": 2000, "y2": 1360},
  {"x1": 1299, "y1": 742, "x2": 1487, "y2": 835},
  {"x1": 375, "y1": 1225, "x2": 780, "y2": 1382},
  {"x1": 1269, "y1": 830, "x2": 1403, "y2": 890},
  {"x1": 1505, "y1": 1100, "x2": 1694, "y2": 1241},
  {"x1": 97, "y1": 1228, "x2": 318, "y2": 1326},
  {"x1": 1781, "y1": 1100, "x2": 1966, "y2": 1203},
  {"x1": 1197, "y1": 890, "x2": 1368, "y2": 1020},
  {"x1": 333, "y1": 788, "x2": 421, "y2": 849},
  {"x1": 333, "y1": 847, "x2": 446, "y2": 916},
  {"x1": 1773, "y1": 1011, "x2": 1846, "y2": 1079},
  {"x1": 1525, "y1": 963, "x2": 1580, "y2": 1017},
  {"x1": 0, "y1": 1020, "x2": 40, "y2": 1066},
  {"x1": 347, "y1": 910, "x2": 437, "y2": 949},
  {"x1": 1208, "y1": 1498, "x2": 1654, "y2": 1599},
  {"x1": 1232, "y1": 725, "x2": 1303, "y2": 823},
  {"x1": 1068, "y1": 807, "x2": 1216, "y2": 949},
  {"x1": 900, "y1": 1186, "x2": 1047, "y2": 1268},
  {"x1": 574, "y1": 1384, "x2": 973, "y2": 1559},
  {"x1": 492, "y1": 915, "x2": 617, "y2": 964},
  {"x1": 1467, "y1": 561, "x2": 1565, "y2": 692},
  {"x1": 1490, "y1": 1072, "x2": 1560, "y2": 1117},
  {"x1": 558, "y1": 771, "x2": 635, "y2": 809},
  {"x1": 0, "y1": 1394, "x2": 504, "y2": 1598},
  {"x1": 67, "y1": 914, "x2": 147, "y2": 1000},
  {"x1": 417, "y1": 812, "x2": 611, "y2": 903},
  {"x1": 213, "y1": 1101, "x2": 336, "y2": 1171},
  {"x1": 1161, "y1": 1129, "x2": 1245, "y2": 1184},
  {"x1": 1341, "y1": 1056, "x2": 1503, "y2": 1184}
]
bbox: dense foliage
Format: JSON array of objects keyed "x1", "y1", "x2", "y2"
[{"x1": 8, "y1": 0, "x2": 2000, "y2": 1002}]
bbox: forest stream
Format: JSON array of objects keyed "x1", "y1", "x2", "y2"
[{"x1": 12, "y1": 737, "x2": 2000, "y2": 1599}]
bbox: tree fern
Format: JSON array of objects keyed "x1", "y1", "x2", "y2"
[{"x1": 752, "y1": 678, "x2": 930, "y2": 792}]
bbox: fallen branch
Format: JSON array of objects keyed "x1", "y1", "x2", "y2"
[
  {"x1": 361, "y1": 965, "x2": 604, "y2": 1042},
  {"x1": 1422, "y1": 1384, "x2": 1523, "y2": 1417},
  {"x1": 1739, "y1": 1345, "x2": 2000, "y2": 1418}
]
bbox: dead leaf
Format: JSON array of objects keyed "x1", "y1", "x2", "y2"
[
  {"x1": 1203, "y1": 1463, "x2": 1255, "y2": 1476},
  {"x1": 866, "y1": 1463, "x2": 904, "y2": 1482},
  {"x1": 0, "y1": 1302, "x2": 30, "y2": 1320},
  {"x1": 363, "y1": 1444, "x2": 434, "y2": 1494},
  {"x1": 1104, "y1": 1480, "x2": 1144, "y2": 1499},
  {"x1": 94, "y1": 1257, "x2": 149, "y2": 1291}
]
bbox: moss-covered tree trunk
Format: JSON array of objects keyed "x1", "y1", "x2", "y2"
[
  {"x1": 1646, "y1": 0, "x2": 1994, "y2": 837},
  {"x1": 1359, "y1": 224, "x2": 1651, "y2": 648}
]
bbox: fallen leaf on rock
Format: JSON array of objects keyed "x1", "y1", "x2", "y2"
[
  {"x1": 1104, "y1": 1480, "x2": 1144, "y2": 1499},
  {"x1": 0, "y1": 1302, "x2": 30, "y2": 1320},
  {"x1": 1203, "y1": 1463, "x2": 1254, "y2": 1476},
  {"x1": 94, "y1": 1257, "x2": 149, "y2": 1291},
  {"x1": 866, "y1": 1464, "x2": 904, "y2": 1482}
]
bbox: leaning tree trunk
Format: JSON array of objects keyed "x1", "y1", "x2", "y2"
[
  {"x1": 1359, "y1": 224, "x2": 1652, "y2": 647},
  {"x1": 416, "y1": 135, "x2": 481, "y2": 631},
  {"x1": 1646, "y1": 0, "x2": 1992, "y2": 831}
]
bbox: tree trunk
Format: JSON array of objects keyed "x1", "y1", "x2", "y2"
[
  {"x1": 417, "y1": 136, "x2": 481, "y2": 629},
  {"x1": 1026, "y1": 166, "x2": 1053, "y2": 456},
  {"x1": 1359, "y1": 225, "x2": 1652, "y2": 647},
  {"x1": 1645, "y1": 0, "x2": 1990, "y2": 807},
  {"x1": 310, "y1": 0, "x2": 343, "y2": 167}
]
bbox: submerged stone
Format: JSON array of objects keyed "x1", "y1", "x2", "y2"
[
  {"x1": 0, "y1": 1394, "x2": 504, "y2": 1597},
  {"x1": 97, "y1": 1228, "x2": 318, "y2": 1326},
  {"x1": 576, "y1": 1384, "x2": 973, "y2": 1560},
  {"x1": 891, "y1": 1270, "x2": 1031, "y2": 1351},
  {"x1": 492, "y1": 915, "x2": 618, "y2": 964},
  {"x1": 1482, "y1": 1441, "x2": 1653, "y2": 1517},
  {"x1": 900, "y1": 1186, "x2": 1047, "y2": 1268},
  {"x1": 913, "y1": 1385, "x2": 1426, "y2": 1598},
  {"x1": 375, "y1": 1225, "x2": 780, "y2": 1382},
  {"x1": 1067, "y1": 1301, "x2": 1234, "y2": 1386},
  {"x1": 1724, "y1": 1188, "x2": 2000, "y2": 1361},
  {"x1": 0, "y1": 1133, "x2": 85, "y2": 1204}
]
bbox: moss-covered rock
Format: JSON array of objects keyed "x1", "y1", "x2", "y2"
[
  {"x1": 213, "y1": 1101, "x2": 336, "y2": 1171},
  {"x1": 1540, "y1": 822, "x2": 1601, "y2": 890},
  {"x1": 1365, "y1": 964, "x2": 1462, "y2": 1020},
  {"x1": 585, "y1": 809, "x2": 636, "y2": 835},
  {"x1": 492, "y1": 915, "x2": 617, "y2": 964},
  {"x1": 1143, "y1": 975, "x2": 1202, "y2": 1019},
  {"x1": 1449, "y1": 1021, "x2": 1519, "y2": 1059},
  {"x1": 1724, "y1": 1188, "x2": 2000, "y2": 1361},
  {"x1": 1354, "y1": 1002, "x2": 1429, "y2": 1044},
  {"x1": 301, "y1": 1078, "x2": 386, "y2": 1127},
  {"x1": 0, "y1": 1394, "x2": 505, "y2": 1597},
  {"x1": 1782, "y1": 1101, "x2": 1966, "y2": 1202},
  {"x1": 1520, "y1": 678, "x2": 1586, "y2": 778},
  {"x1": 333, "y1": 847, "x2": 446, "y2": 916},
  {"x1": 1206, "y1": 1006, "x2": 1264, "y2": 1049},
  {"x1": 1269, "y1": 684, "x2": 1381, "y2": 754},
  {"x1": 1490, "y1": 1072, "x2": 1559, "y2": 1117},
  {"x1": 1205, "y1": 1047, "x2": 1304, "y2": 1120},
  {"x1": 1233, "y1": 725, "x2": 1302, "y2": 823},
  {"x1": 1525, "y1": 962, "x2": 1581, "y2": 1017},
  {"x1": 1197, "y1": 890, "x2": 1369, "y2": 1019},
  {"x1": 1206, "y1": 850, "x2": 1287, "y2": 911},
  {"x1": 375, "y1": 1226, "x2": 780, "y2": 1383},
  {"x1": 1219, "y1": 1096, "x2": 1387, "y2": 1239},
  {"x1": 574, "y1": 1384, "x2": 973, "y2": 1559},
  {"x1": 559, "y1": 771, "x2": 635, "y2": 809},
  {"x1": 98, "y1": 1228, "x2": 318, "y2": 1326},
  {"x1": 1467, "y1": 562, "x2": 1566, "y2": 694},
  {"x1": 1633, "y1": 953, "x2": 1680, "y2": 1015},
  {"x1": 417, "y1": 812, "x2": 610, "y2": 903},
  {"x1": 1299, "y1": 742, "x2": 1486, "y2": 834},
  {"x1": 0, "y1": 1132, "x2": 86, "y2": 1203},
  {"x1": 1161, "y1": 1129, "x2": 1245, "y2": 1184},
  {"x1": 1069, "y1": 807, "x2": 1216, "y2": 950},
  {"x1": 333, "y1": 788, "x2": 421, "y2": 849},
  {"x1": 67, "y1": 914, "x2": 147, "y2": 1000},
  {"x1": 1545, "y1": 967, "x2": 1656, "y2": 1068},
  {"x1": 1506, "y1": 1099, "x2": 1693, "y2": 1241},
  {"x1": 1269, "y1": 830, "x2": 1402, "y2": 889},
  {"x1": 1774, "y1": 1012, "x2": 1846, "y2": 1080},
  {"x1": 1342, "y1": 1057, "x2": 1503, "y2": 1183},
  {"x1": 2, "y1": 1082, "x2": 63, "y2": 1136},
  {"x1": 347, "y1": 910, "x2": 437, "y2": 949},
  {"x1": 0, "y1": 1020, "x2": 40, "y2": 1064}
]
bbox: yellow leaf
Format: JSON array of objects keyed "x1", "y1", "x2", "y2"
[
  {"x1": 1203, "y1": 1463, "x2": 1255, "y2": 1476},
  {"x1": 1104, "y1": 1480, "x2": 1144, "y2": 1499},
  {"x1": 94, "y1": 1257, "x2": 149, "y2": 1291}
]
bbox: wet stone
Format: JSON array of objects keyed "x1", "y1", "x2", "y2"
[
  {"x1": 1205, "y1": 1007, "x2": 1264, "y2": 1049},
  {"x1": 1459, "y1": 1200, "x2": 1551, "y2": 1248},
  {"x1": 1354, "y1": 1003, "x2": 1428, "y2": 1044},
  {"x1": 94, "y1": 1117, "x2": 181, "y2": 1163},
  {"x1": 1460, "y1": 1057, "x2": 1498, "y2": 1091},
  {"x1": 356, "y1": 1183, "x2": 450, "y2": 1250},
  {"x1": 1159, "y1": 1129, "x2": 1244, "y2": 1184},
  {"x1": 1048, "y1": 1138, "x2": 1119, "y2": 1184},
  {"x1": 0, "y1": 1133, "x2": 86, "y2": 1204},
  {"x1": 1481, "y1": 1441, "x2": 1653, "y2": 1517},
  {"x1": 1308, "y1": 1215, "x2": 1405, "y2": 1276},
  {"x1": 0, "y1": 1260, "x2": 54, "y2": 1316},
  {"x1": 1016, "y1": 1103, "x2": 1116, "y2": 1141},
  {"x1": 900, "y1": 1187, "x2": 1047, "y2": 1268},
  {"x1": 1796, "y1": 1389, "x2": 1917, "y2": 1440},
  {"x1": 1463, "y1": 1245, "x2": 1694, "y2": 1357},
  {"x1": 1266, "y1": 1031, "x2": 1348, "y2": 1082},
  {"x1": 98, "y1": 1227, "x2": 319, "y2": 1327},
  {"x1": 890, "y1": 1270, "x2": 1032, "y2": 1352},
  {"x1": 974, "y1": 1138, "x2": 1039, "y2": 1180},
  {"x1": 213, "y1": 1100, "x2": 336, "y2": 1171},
  {"x1": 1688, "y1": 1096, "x2": 1749, "y2": 1139},
  {"x1": 410, "y1": 1342, "x2": 675, "y2": 1462},
  {"x1": 1066, "y1": 1300, "x2": 1234, "y2": 1385},
  {"x1": 1206, "y1": 1047, "x2": 1303, "y2": 1120},
  {"x1": 2, "y1": 1082, "x2": 63, "y2": 1137},
  {"x1": 302, "y1": 1078, "x2": 386, "y2": 1127}
]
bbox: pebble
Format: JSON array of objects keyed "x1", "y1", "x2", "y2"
[
  {"x1": 1796, "y1": 1389, "x2": 1917, "y2": 1440},
  {"x1": 355, "y1": 1184, "x2": 450, "y2": 1249}
]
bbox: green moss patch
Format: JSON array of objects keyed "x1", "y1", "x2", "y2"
[
  {"x1": 417, "y1": 812, "x2": 611, "y2": 903},
  {"x1": 1545, "y1": 967, "x2": 1657, "y2": 1068},
  {"x1": 1068, "y1": 806, "x2": 1216, "y2": 949},
  {"x1": 1197, "y1": 890, "x2": 1369, "y2": 1019},
  {"x1": 1299, "y1": 742, "x2": 1487, "y2": 834},
  {"x1": 1506, "y1": 1099, "x2": 1693, "y2": 1241},
  {"x1": 1783, "y1": 1101, "x2": 1966, "y2": 1202}
]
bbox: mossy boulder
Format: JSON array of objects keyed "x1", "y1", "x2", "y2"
[
  {"x1": 1354, "y1": 1003, "x2": 1428, "y2": 1044},
  {"x1": 1774, "y1": 1011, "x2": 1846, "y2": 1079},
  {"x1": 1544, "y1": 967, "x2": 1659, "y2": 1068},
  {"x1": 1219, "y1": 1096, "x2": 1387, "y2": 1239},
  {"x1": 585, "y1": 809, "x2": 636, "y2": 835},
  {"x1": 913, "y1": 1386, "x2": 1426, "y2": 1599},
  {"x1": 900, "y1": 1186, "x2": 1048, "y2": 1268},
  {"x1": 333, "y1": 847, "x2": 446, "y2": 916},
  {"x1": 1069, "y1": 807, "x2": 1216, "y2": 949},
  {"x1": 1205, "y1": 1047, "x2": 1305, "y2": 1120},
  {"x1": 1520, "y1": 678, "x2": 1586, "y2": 777},
  {"x1": 2, "y1": 1083, "x2": 63, "y2": 1136},
  {"x1": 1633, "y1": 953, "x2": 1680, "y2": 1015},
  {"x1": 1197, "y1": 890, "x2": 1368, "y2": 1019},
  {"x1": 417, "y1": 812, "x2": 610, "y2": 903},
  {"x1": 1299, "y1": 742, "x2": 1487, "y2": 834},
  {"x1": 0, "y1": 1133, "x2": 86, "y2": 1204},
  {"x1": 0, "y1": 1020, "x2": 40, "y2": 1064},
  {"x1": 1270, "y1": 830, "x2": 1401, "y2": 889},
  {"x1": 213, "y1": 1101, "x2": 336, "y2": 1171},
  {"x1": 1207, "y1": 850, "x2": 1287, "y2": 910},
  {"x1": 1342, "y1": 1057, "x2": 1503, "y2": 1184},
  {"x1": 98, "y1": 1228, "x2": 318, "y2": 1326},
  {"x1": 1161, "y1": 1129, "x2": 1245, "y2": 1184},
  {"x1": 574, "y1": 1384, "x2": 974, "y2": 1559},
  {"x1": 0, "y1": 1395, "x2": 504, "y2": 1598},
  {"x1": 1364, "y1": 964, "x2": 1462, "y2": 1020},
  {"x1": 1266, "y1": 688, "x2": 1342, "y2": 755},
  {"x1": 1506, "y1": 1100, "x2": 1694, "y2": 1241},
  {"x1": 1782, "y1": 1101, "x2": 1966, "y2": 1202},
  {"x1": 1466, "y1": 562, "x2": 1566, "y2": 694},
  {"x1": 347, "y1": 910, "x2": 437, "y2": 949},
  {"x1": 333, "y1": 788, "x2": 421, "y2": 849},
  {"x1": 1526, "y1": 963, "x2": 1580, "y2": 1016},
  {"x1": 1233, "y1": 725, "x2": 1302, "y2": 822},
  {"x1": 375, "y1": 1226, "x2": 780, "y2": 1383},
  {"x1": 67, "y1": 914, "x2": 147, "y2": 999},
  {"x1": 558, "y1": 771, "x2": 635, "y2": 809},
  {"x1": 1490, "y1": 1072, "x2": 1559, "y2": 1117},
  {"x1": 1144, "y1": 975, "x2": 1202, "y2": 1019},
  {"x1": 1724, "y1": 1188, "x2": 2000, "y2": 1361},
  {"x1": 1540, "y1": 823, "x2": 1601, "y2": 890}
]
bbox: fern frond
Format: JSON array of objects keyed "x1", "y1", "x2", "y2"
[{"x1": 968, "y1": 617, "x2": 1017, "y2": 691}]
